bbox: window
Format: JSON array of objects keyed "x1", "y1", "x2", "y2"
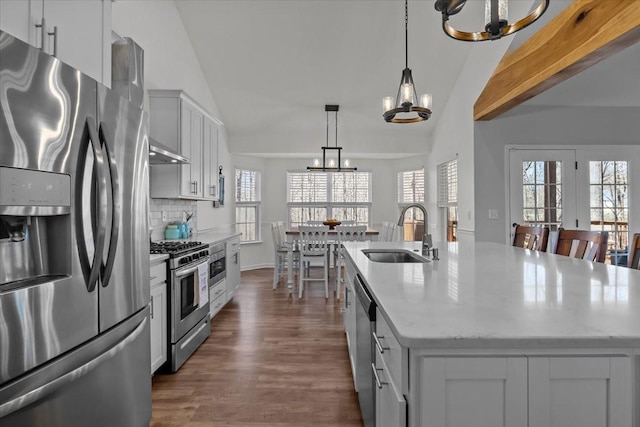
[
  {"x1": 588, "y1": 160, "x2": 629, "y2": 264},
  {"x1": 438, "y1": 160, "x2": 458, "y2": 242},
  {"x1": 398, "y1": 168, "x2": 425, "y2": 240},
  {"x1": 287, "y1": 171, "x2": 371, "y2": 227},
  {"x1": 235, "y1": 168, "x2": 261, "y2": 242}
]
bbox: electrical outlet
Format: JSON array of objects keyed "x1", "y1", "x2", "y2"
[{"x1": 162, "y1": 211, "x2": 168, "y2": 222}]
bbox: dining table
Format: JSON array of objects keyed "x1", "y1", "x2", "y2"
[{"x1": 284, "y1": 227, "x2": 379, "y2": 296}]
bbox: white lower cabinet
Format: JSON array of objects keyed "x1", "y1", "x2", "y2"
[
  {"x1": 375, "y1": 351, "x2": 406, "y2": 427},
  {"x1": 226, "y1": 236, "x2": 241, "y2": 300},
  {"x1": 420, "y1": 357, "x2": 528, "y2": 427},
  {"x1": 528, "y1": 356, "x2": 632, "y2": 427},
  {"x1": 149, "y1": 262, "x2": 167, "y2": 374},
  {"x1": 209, "y1": 278, "x2": 227, "y2": 319},
  {"x1": 417, "y1": 355, "x2": 632, "y2": 427},
  {"x1": 343, "y1": 259, "x2": 357, "y2": 386}
]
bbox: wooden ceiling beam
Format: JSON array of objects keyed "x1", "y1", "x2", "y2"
[{"x1": 474, "y1": 0, "x2": 640, "y2": 121}]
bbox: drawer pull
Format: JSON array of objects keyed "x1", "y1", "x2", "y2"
[
  {"x1": 373, "y1": 332, "x2": 390, "y2": 354},
  {"x1": 371, "y1": 363, "x2": 387, "y2": 389}
]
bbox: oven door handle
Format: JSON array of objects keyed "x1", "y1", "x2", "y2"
[{"x1": 175, "y1": 261, "x2": 208, "y2": 279}]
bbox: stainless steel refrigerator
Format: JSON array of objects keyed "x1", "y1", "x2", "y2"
[{"x1": 0, "y1": 31, "x2": 151, "y2": 426}]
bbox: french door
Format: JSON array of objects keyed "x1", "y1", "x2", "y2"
[
  {"x1": 509, "y1": 148, "x2": 638, "y2": 264},
  {"x1": 509, "y1": 149, "x2": 577, "y2": 234}
]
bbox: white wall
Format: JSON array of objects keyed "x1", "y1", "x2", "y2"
[
  {"x1": 426, "y1": 40, "x2": 515, "y2": 243},
  {"x1": 111, "y1": 0, "x2": 234, "y2": 232},
  {"x1": 474, "y1": 105, "x2": 640, "y2": 244}
]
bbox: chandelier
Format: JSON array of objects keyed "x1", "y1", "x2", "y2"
[
  {"x1": 383, "y1": 0, "x2": 432, "y2": 124},
  {"x1": 434, "y1": 0, "x2": 549, "y2": 42},
  {"x1": 307, "y1": 105, "x2": 357, "y2": 172}
]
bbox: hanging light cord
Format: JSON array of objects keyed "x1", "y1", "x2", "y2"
[
  {"x1": 405, "y1": 0, "x2": 409, "y2": 69},
  {"x1": 326, "y1": 110, "x2": 329, "y2": 147},
  {"x1": 335, "y1": 110, "x2": 338, "y2": 147}
]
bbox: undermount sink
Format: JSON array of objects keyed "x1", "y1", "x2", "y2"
[{"x1": 362, "y1": 249, "x2": 429, "y2": 263}]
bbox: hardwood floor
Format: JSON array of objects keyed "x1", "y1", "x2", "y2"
[{"x1": 150, "y1": 268, "x2": 363, "y2": 426}]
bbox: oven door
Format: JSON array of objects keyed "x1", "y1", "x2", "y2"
[{"x1": 171, "y1": 259, "x2": 209, "y2": 343}]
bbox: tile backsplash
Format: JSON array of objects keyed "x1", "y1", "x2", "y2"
[{"x1": 149, "y1": 198, "x2": 197, "y2": 241}]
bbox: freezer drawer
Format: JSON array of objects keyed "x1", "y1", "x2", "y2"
[{"x1": 0, "y1": 308, "x2": 151, "y2": 427}]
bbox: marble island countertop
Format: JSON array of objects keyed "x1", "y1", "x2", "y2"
[{"x1": 344, "y1": 241, "x2": 640, "y2": 349}]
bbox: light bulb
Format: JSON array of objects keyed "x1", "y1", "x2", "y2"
[
  {"x1": 485, "y1": 0, "x2": 508, "y2": 26},
  {"x1": 401, "y1": 83, "x2": 414, "y2": 105},
  {"x1": 382, "y1": 96, "x2": 394, "y2": 113},
  {"x1": 313, "y1": 158, "x2": 320, "y2": 167},
  {"x1": 344, "y1": 159, "x2": 350, "y2": 167},
  {"x1": 328, "y1": 159, "x2": 335, "y2": 168},
  {"x1": 420, "y1": 94, "x2": 432, "y2": 110}
]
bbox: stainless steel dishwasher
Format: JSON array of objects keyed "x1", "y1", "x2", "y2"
[{"x1": 354, "y1": 273, "x2": 376, "y2": 427}]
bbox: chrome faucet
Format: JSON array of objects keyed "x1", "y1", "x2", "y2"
[{"x1": 397, "y1": 203, "x2": 437, "y2": 259}]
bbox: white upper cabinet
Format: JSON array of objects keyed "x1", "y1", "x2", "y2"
[
  {"x1": 0, "y1": 0, "x2": 111, "y2": 86},
  {"x1": 149, "y1": 90, "x2": 220, "y2": 201},
  {"x1": 203, "y1": 117, "x2": 220, "y2": 200}
]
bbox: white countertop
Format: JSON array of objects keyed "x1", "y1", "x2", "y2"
[
  {"x1": 150, "y1": 253, "x2": 169, "y2": 266},
  {"x1": 344, "y1": 241, "x2": 640, "y2": 349},
  {"x1": 193, "y1": 229, "x2": 241, "y2": 245}
]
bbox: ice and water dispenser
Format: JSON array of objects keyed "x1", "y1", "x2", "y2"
[{"x1": 0, "y1": 166, "x2": 71, "y2": 288}]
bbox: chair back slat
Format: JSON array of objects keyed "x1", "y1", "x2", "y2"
[
  {"x1": 512, "y1": 224, "x2": 549, "y2": 252},
  {"x1": 336, "y1": 225, "x2": 367, "y2": 245},
  {"x1": 628, "y1": 233, "x2": 640, "y2": 269},
  {"x1": 553, "y1": 228, "x2": 609, "y2": 263},
  {"x1": 298, "y1": 225, "x2": 330, "y2": 256}
]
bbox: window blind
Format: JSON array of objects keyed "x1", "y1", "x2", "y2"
[
  {"x1": 437, "y1": 160, "x2": 458, "y2": 207},
  {"x1": 287, "y1": 172, "x2": 328, "y2": 203},
  {"x1": 332, "y1": 172, "x2": 371, "y2": 203},
  {"x1": 397, "y1": 168, "x2": 425, "y2": 204},
  {"x1": 235, "y1": 169, "x2": 260, "y2": 202}
]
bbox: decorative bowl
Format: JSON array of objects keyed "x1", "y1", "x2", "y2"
[{"x1": 322, "y1": 220, "x2": 341, "y2": 230}]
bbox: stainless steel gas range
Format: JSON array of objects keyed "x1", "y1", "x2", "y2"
[{"x1": 150, "y1": 241, "x2": 210, "y2": 371}]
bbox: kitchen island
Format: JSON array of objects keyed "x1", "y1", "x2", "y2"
[{"x1": 343, "y1": 241, "x2": 640, "y2": 427}]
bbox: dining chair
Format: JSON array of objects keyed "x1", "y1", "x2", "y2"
[
  {"x1": 306, "y1": 220, "x2": 324, "y2": 226},
  {"x1": 271, "y1": 222, "x2": 299, "y2": 289},
  {"x1": 334, "y1": 225, "x2": 367, "y2": 299},
  {"x1": 512, "y1": 223, "x2": 549, "y2": 252},
  {"x1": 628, "y1": 233, "x2": 640, "y2": 269},
  {"x1": 553, "y1": 228, "x2": 609, "y2": 263},
  {"x1": 379, "y1": 222, "x2": 397, "y2": 242},
  {"x1": 298, "y1": 225, "x2": 330, "y2": 298}
]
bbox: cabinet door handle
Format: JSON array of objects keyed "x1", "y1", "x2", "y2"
[
  {"x1": 150, "y1": 295, "x2": 154, "y2": 319},
  {"x1": 191, "y1": 181, "x2": 197, "y2": 194},
  {"x1": 373, "y1": 332, "x2": 389, "y2": 354},
  {"x1": 48, "y1": 26, "x2": 58, "y2": 57},
  {"x1": 210, "y1": 185, "x2": 215, "y2": 196},
  {"x1": 371, "y1": 363, "x2": 387, "y2": 389},
  {"x1": 35, "y1": 18, "x2": 46, "y2": 50},
  {"x1": 195, "y1": 181, "x2": 198, "y2": 194}
]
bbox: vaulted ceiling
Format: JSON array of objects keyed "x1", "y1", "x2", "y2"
[{"x1": 175, "y1": 0, "x2": 639, "y2": 158}]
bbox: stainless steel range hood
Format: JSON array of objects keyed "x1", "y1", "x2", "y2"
[{"x1": 149, "y1": 137, "x2": 189, "y2": 164}]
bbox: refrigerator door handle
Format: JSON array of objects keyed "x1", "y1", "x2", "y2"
[
  {"x1": 98, "y1": 121, "x2": 120, "y2": 288},
  {"x1": 0, "y1": 316, "x2": 148, "y2": 419},
  {"x1": 76, "y1": 116, "x2": 108, "y2": 292}
]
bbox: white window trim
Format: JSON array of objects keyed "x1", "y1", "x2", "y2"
[{"x1": 235, "y1": 168, "x2": 262, "y2": 243}]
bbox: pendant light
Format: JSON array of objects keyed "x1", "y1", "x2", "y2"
[
  {"x1": 307, "y1": 105, "x2": 357, "y2": 172},
  {"x1": 434, "y1": 0, "x2": 549, "y2": 42},
  {"x1": 383, "y1": 0, "x2": 432, "y2": 124}
]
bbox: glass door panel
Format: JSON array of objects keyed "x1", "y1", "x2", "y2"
[{"x1": 509, "y1": 149, "x2": 577, "y2": 243}]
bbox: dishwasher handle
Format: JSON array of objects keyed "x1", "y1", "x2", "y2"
[{"x1": 354, "y1": 274, "x2": 376, "y2": 321}]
